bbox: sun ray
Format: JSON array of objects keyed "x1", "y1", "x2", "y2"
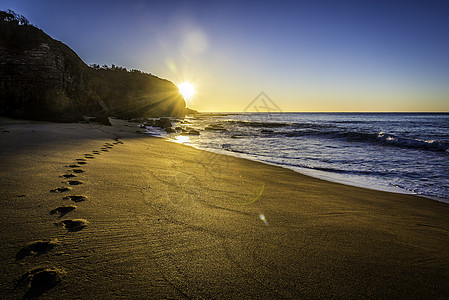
[{"x1": 178, "y1": 82, "x2": 195, "y2": 100}]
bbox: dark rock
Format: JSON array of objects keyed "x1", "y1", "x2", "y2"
[
  {"x1": 185, "y1": 107, "x2": 199, "y2": 115},
  {"x1": 156, "y1": 117, "x2": 172, "y2": 128},
  {"x1": 231, "y1": 134, "x2": 245, "y2": 139},
  {"x1": 60, "y1": 111, "x2": 84, "y2": 123},
  {"x1": 165, "y1": 127, "x2": 176, "y2": 133},
  {"x1": 261, "y1": 129, "x2": 274, "y2": 133},
  {"x1": 187, "y1": 130, "x2": 200, "y2": 135},
  {"x1": 0, "y1": 10, "x2": 189, "y2": 122},
  {"x1": 90, "y1": 115, "x2": 111, "y2": 126},
  {"x1": 205, "y1": 124, "x2": 227, "y2": 131}
]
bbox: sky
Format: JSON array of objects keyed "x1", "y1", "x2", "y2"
[{"x1": 2, "y1": 0, "x2": 449, "y2": 112}]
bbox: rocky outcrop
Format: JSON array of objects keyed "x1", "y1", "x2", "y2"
[{"x1": 0, "y1": 10, "x2": 186, "y2": 121}]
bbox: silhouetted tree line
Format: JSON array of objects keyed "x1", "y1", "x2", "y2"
[
  {"x1": 1, "y1": 9, "x2": 30, "y2": 26},
  {"x1": 89, "y1": 63, "x2": 151, "y2": 75}
]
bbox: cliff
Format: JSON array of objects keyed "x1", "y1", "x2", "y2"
[{"x1": 0, "y1": 10, "x2": 186, "y2": 121}]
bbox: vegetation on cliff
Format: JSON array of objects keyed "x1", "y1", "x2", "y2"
[{"x1": 0, "y1": 10, "x2": 187, "y2": 121}]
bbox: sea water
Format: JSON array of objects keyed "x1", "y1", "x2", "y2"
[{"x1": 147, "y1": 113, "x2": 449, "y2": 202}]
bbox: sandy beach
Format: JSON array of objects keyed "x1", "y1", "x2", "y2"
[{"x1": 1, "y1": 117, "x2": 449, "y2": 299}]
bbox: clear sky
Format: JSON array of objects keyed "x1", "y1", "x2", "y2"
[{"x1": 2, "y1": 0, "x2": 449, "y2": 112}]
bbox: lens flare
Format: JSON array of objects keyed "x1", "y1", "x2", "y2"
[{"x1": 178, "y1": 82, "x2": 195, "y2": 100}]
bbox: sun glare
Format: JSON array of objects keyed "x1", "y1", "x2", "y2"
[{"x1": 178, "y1": 82, "x2": 195, "y2": 100}]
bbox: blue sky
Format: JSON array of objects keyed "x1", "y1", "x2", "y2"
[{"x1": 2, "y1": 0, "x2": 449, "y2": 111}]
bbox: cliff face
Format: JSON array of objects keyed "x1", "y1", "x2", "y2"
[{"x1": 0, "y1": 10, "x2": 186, "y2": 121}]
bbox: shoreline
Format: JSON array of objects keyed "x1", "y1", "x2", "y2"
[
  {"x1": 1, "y1": 117, "x2": 449, "y2": 298},
  {"x1": 163, "y1": 131, "x2": 448, "y2": 204}
]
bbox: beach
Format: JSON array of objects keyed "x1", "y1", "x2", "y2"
[{"x1": 1, "y1": 117, "x2": 449, "y2": 298}]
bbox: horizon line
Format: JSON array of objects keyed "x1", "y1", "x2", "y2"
[{"x1": 195, "y1": 111, "x2": 449, "y2": 114}]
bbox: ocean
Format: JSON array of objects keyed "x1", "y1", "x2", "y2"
[{"x1": 145, "y1": 113, "x2": 449, "y2": 203}]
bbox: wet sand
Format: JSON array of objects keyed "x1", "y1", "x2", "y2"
[{"x1": 1, "y1": 117, "x2": 449, "y2": 298}]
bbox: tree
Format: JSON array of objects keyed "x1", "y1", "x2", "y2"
[{"x1": 1, "y1": 9, "x2": 30, "y2": 25}]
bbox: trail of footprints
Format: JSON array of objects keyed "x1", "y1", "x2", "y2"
[{"x1": 14, "y1": 137, "x2": 124, "y2": 298}]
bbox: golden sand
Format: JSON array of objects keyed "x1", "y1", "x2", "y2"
[{"x1": 1, "y1": 117, "x2": 448, "y2": 298}]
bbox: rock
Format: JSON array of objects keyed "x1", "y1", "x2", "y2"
[
  {"x1": 156, "y1": 117, "x2": 172, "y2": 128},
  {"x1": 205, "y1": 124, "x2": 227, "y2": 131},
  {"x1": 261, "y1": 129, "x2": 274, "y2": 134},
  {"x1": 187, "y1": 130, "x2": 200, "y2": 135},
  {"x1": 0, "y1": 10, "x2": 189, "y2": 122},
  {"x1": 165, "y1": 127, "x2": 176, "y2": 133},
  {"x1": 60, "y1": 111, "x2": 84, "y2": 123},
  {"x1": 185, "y1": 107, "x2": 199, "y2": 115},
  {"x1": 231, "y1": 134, "x2": 245, "y2": 139},
  {"x1": 90, "y1": 115, "x2": 111, "y2": 126}
]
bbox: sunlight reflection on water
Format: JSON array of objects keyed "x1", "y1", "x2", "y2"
[{"x1": 172, "y1": 135, "x2": 190, "y2": 144}]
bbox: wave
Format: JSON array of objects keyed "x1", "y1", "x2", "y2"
[
  {"x1": 189, "y1": 117, "x2": 449, "y2": 153},
  {"x1": 217, "y1": 122, "x2": 449, "y2": 153},
  {"x1": 376, "y1": 132, "x2": 449, "y2": 152},
  {"x1": 282, "y1": 130, "x2": 449, "y2": 153},
  {"x1": 225, "y1": 120, "x2": 292, "y2": 128},
  {"x1": 226, "y1": 120, "x2": 338, "y2": 130}
]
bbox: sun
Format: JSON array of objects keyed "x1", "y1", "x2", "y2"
[{"x1": 178, "y1": 82, "x2": 195, "y2": 100}]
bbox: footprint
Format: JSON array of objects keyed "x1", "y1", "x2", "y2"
[
  {"x1": 77, "y1": 161, "x2": 87, "y2": 165},
  {"x1": 67, "y1": 164, "x2": 80, "y2": 168},
  {"x1": 84, "y1": 154, "x2": 95, "y2": 159},
  {"x1": 72, "y1": 169, "x2": 84, "y2": 173},
  {"x1": 50, "y1": 187, "x2": 72, "y2": 193},
  {"x1": 61, "y1": 174, "x2": 76, "y2": 178},
  {"x1": 50, "y1": 205, "x2": 76, "y2": 217},
  {"x1": 101, "y1": 149, "x2": 109, "y2": 152},
  {"x1": 58, "y1": 219, "x2": 88, "y2": 231},
  {"x1": 64, "y1": 180, "x2": 83, "y2": 185},
  {"x1": 76, "y1": 158, "x2": 87, "y2": 162},
  {"x1": 62, "y1": 195, "x2": 87, "y2": 202},
  {"x1": 16, "y1": 240, "x2": 59, "y2": 260},
  {"x1": 112, "y1": 138, "x2": 123, "y2": 145},
  {"x1": 15, "y1": 267, "x2": 64, "y2": 298}
]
